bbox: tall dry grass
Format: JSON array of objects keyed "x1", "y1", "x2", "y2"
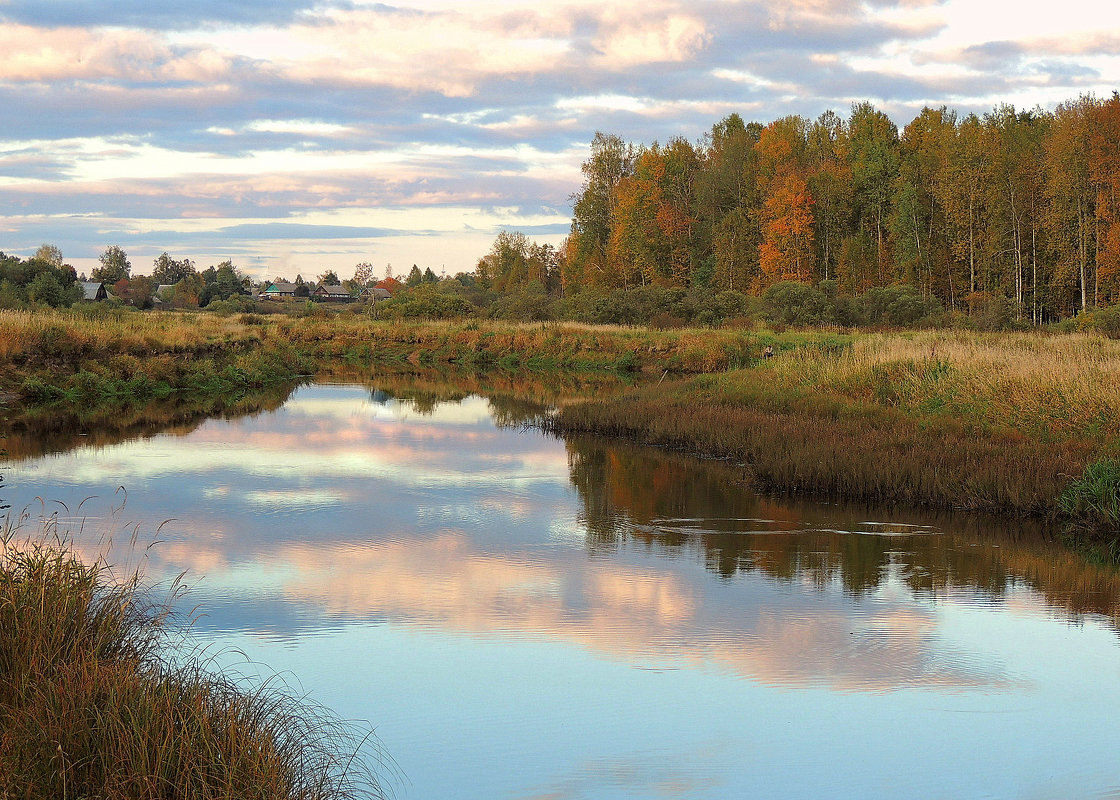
[
  {"x1": 0, "y1": 310, "x2": 789, "y2": 404},
  {"x1": 690, "y1": 329, "x2": 1120, "y2": 442},
  {"x1": 554, "y1": 389, "x2": 1091, "y2": 513},
  {"x1": 552, "y1": 329, "x2": 1120, "y2": 515},
  {"x1": 0, "y1": 520, "x2": 388, "y2": 800},
  {"x1": 0, "y1": 308, "x2": 258, "y2": 362},
  {"x1": 812, "y1": 330, "x2": 1120, "y2": 440}
]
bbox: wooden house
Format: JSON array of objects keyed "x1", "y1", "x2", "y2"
[
  {"x1": 312, "y1": 284, "x2": 353, "y2": 302},
  {"x1": 361, "y1": 286, "x2": 392, "y2": 302},
  {"x1": 260, "y1": 282, "x2": 299, "y2": 299}
]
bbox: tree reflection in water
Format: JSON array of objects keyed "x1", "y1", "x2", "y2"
[{"x1": 565, "y1": 434, "x2": 1120, "y2": 632}]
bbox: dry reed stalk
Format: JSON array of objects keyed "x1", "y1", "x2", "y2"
[{"x1": 0, "y1": 520, "x2": 390, "y2": 800}]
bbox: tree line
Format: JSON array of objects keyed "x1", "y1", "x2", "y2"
[{"x1": 531, "y1": 93, "x2": 1119, "y2": 324}]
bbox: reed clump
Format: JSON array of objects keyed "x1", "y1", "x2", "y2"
[
  {"x1": 1059, "y1": 458, "x2": 1120, "y2": 545},
  {"x1": 0, "y1": 525, "x2": 385, "y2": 800},
  {"x1": 553, "y1": 388, "x2": 1091, "y2": 513}
]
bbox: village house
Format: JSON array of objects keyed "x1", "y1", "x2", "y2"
[
  {"x1": 311, "y1": 284, "x2": 354, "y2": 302},
  {"x1": 259, "y1": 282, "x2": 299, "y2": 299},
  {"x1": 150, "y1": 285, "x2": 175, "y2": 306},
  {"x1": 361, "y1": 286, "x2": 392, "y2": 302},
  {"x1": 79, "y1": 281, "x2": 107, "y2": 302}
]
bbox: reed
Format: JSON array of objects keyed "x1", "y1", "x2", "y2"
[
  {"x1": 0, "y1": 309, "x2": 812, "y2": 407},
  {"x1": 0, "y1": 523, "x2": 387, "y2": 800},
  {"x1": 1059, "y1": 458, "x2": 1120, "y2": 544}
]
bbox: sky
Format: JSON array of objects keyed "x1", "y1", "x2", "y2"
[{"x1": 0, "y1": 0, "x2": 1118, "y2": 281}]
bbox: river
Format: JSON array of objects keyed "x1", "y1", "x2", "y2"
[{"x1": 3, "y1": 380, "x2": 1120, "y2": 799}]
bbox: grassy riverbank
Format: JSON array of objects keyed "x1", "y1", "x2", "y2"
[
  {"x1": 0, "y1": 527, "x2": 383, "y2": 799},
  {"x1": 2, "y1": 307, "x2": 1118, "y2": 534},
  {"x1": 553, "y1": 329, "x2": 1120, "y2": 530},
  {"x1": 0, "y1": 307, "x2": 801, "y2": 405}
]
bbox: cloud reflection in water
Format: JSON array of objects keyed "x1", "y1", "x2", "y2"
[{"x1": 5, "y1": 384, "x2": 1076, "y2": 695}]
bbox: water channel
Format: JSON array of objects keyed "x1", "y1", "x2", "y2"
[{"x1": 3, "y1": 378, "x2": 1120, "y2": 799}]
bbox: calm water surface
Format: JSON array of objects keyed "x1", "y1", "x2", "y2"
[{"x1": 5, "y1": 382, "x2": 1120, "y2": 799}]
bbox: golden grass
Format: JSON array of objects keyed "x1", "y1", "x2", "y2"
[
  {"x1": 0, "y1": 522, "x2": 387, "y2": 800},
  {"x1": 552, "y1": 329, "x2": 1120, "y2": 515},
  {"x1": 707, "y1": 329, "x2": 1120, "y2": 442},
  {"x1": 0, "y1": 308, "x2": 259, "y2": 362}
]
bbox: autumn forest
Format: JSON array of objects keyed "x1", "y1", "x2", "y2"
[{"x1": 544, "y1": 93, "x2": 1120, "y2": 324}]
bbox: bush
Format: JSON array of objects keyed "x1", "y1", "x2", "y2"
[
  {"x1": 486, "y1": 283, "x2": 553, "y2": 321},
  {"x1": 0, "y1": 279, "x2": 24, "y2": 309},
  {"x1": 862, "y1": 284, "x2": 942, "y2": 327},
  {"x1": 965, "y1": 291, "x2": 1012, "y2": 331},
  {"x1": 19, "y1": 376, "x2": 60, "y2": 403},
  {"x1": 1078, "y1": 305, "x2": 1120, "y2": 339},
  {"x1": 555, "y1": 287, "x2": 752, "y2": 327},
  {"x1": 650, "y1": 312, "x2": 686, "y2": 330},
  {"x1": 27, "y1": 271, "x2": 66, "y2": 308},
  {"x1": 380, "y1": 284, "x2": 476, "y2": 319},
  {"x1": 764, "y1": 281, "x2": 828, "y2": 327}
]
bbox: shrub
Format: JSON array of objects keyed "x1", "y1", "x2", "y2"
[
  {"x1": 650, "y1": 313, "x2": 686, "y2": 330},
  {"x1": 380, "y1": 285, "x2": 476, "y2": 319},
  {"x1": 965, "y1": 291, "x2": 1013, "y2": 331},
  {"x1": 1079, "y1": 306, "x2": 1120, "y2": 339},
  {"x1": 486, "y1": 283, "x2": 553, "y2": 321},
  {"x1": 862, "y1": 284, "x2": 941, "y2": 327},
  {"x1": 764, "y1": 281, "x2": 828, "y2": 327},
  {"x1": 26, "y1": 271, "x2": 66, "y2": 308}
]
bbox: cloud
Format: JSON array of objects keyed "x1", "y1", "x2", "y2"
[
  {"x1": 0, "y1": 24, "x2": 237, "y2": 84},
  {"x1": 1, "y1": 0, "x2": 1117, "y2": 272}
]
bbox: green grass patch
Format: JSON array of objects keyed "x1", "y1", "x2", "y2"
[{"x1": 1059, "y1": 458, "x2": 1120, "y2": 535}]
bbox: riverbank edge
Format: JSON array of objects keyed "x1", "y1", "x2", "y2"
[
  {"x1": 0, "y1": 311, "x2": 812, "y2": 407},
  {"x1": 546, "y1": 384, "x2": 1088, "y2": 514}
]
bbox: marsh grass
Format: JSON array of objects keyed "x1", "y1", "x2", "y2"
[
  {"x1": 1059, "y1": 459, "x2": 1120, "y2": 547},
  {"x1": 0, "y1": 517, "x2": 388, "y2": 800},
  {"x1": 810, "y1": 330, "x2": 1120, "y2": 440},
  {"x1": 553, "y1": 388, "x2": 1092, "y2": 513},
  {"x1": 1, "y1": 310, "x2": 800, "y2": 407},
  {"x1": 552, "y1": 328, "x2": 1120, "y2": 515}
]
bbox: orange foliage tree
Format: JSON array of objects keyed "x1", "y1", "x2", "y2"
[
  {"x1": 607, "y1": 140, "x2": 697, "y2": 287},
  {"x1": 758, "y1": 172, "x2": 815, "y2": 286}
]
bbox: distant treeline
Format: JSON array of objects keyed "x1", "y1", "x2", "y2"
[{"x1": 479, "y1": 93, "x2": 1120, "y2": 324}]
